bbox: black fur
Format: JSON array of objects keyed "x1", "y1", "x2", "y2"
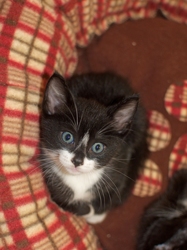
[
  {"x1": 40, "y1": 72, "x2": 148, "y2": 216},
  {"x1": 137, "y1": 169, "x2": 187, "y2": 250}
]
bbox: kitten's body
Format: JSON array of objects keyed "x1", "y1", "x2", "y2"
[
  {"x1": 137, "y1": 169, "x2": 187, "y2": 250},
  {"x1": 40, "y1": 72, "x2": 147, "y2": 223}
]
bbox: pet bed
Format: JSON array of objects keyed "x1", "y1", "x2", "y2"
[{"x1": 0, "y1": 1, "x2": 187, "y2": 249}]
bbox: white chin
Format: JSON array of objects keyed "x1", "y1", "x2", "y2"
[
  {"x1": 65, "y1": 167, "x2": 82, "y2": 175},
  {"x1": 64, "y1": 166, "x2": 94, "y2": 175}
]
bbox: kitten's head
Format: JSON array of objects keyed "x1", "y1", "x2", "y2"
[{"x1": 40, "y1": 72, "x2": 139, "y2": 176}]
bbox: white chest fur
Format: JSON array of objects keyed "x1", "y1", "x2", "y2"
[{"x1": 55, "y1": 167, "x2": 103, "y2": 202}]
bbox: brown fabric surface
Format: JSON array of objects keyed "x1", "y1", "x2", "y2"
[{"x1": 75, "y1": 16, "x2": 187, "y2": 250}]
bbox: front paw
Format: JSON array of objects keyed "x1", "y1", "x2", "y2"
[
  {"x1": 75, "y1": 202, "x2": 91, "y2": 216},
  {"x1": 82, "y1": 205, "x2": 107, "y2": 224},
  {"x1": 85, "y1": 213, "x2": 107, "y2": 224}
]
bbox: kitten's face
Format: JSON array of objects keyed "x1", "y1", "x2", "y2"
[
  {"x1": 40, "y1": 72, "x2": 138, "y2": 176},
  {"x1": 41, "y1": 102, "x2": 123, "y2": 176}
]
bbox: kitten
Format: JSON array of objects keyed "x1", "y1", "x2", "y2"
[
  {"x1": 137, "y1": 169, "x2": 187, "y2": 250},
  {"x1": 40, "y1": 71, "x2": 147, "y2": 224}
]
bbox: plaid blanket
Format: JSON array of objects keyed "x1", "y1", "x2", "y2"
[{"x1": 0, "y1": 0, "x2": 187, "y2": 249}]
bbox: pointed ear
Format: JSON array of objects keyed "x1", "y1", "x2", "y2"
[
  {"x1": 42, "y1": 72, "x2": 70, "y2": 115},
  {"x1": 112, "y1": 95, "x2": 139, "y2": 133}
]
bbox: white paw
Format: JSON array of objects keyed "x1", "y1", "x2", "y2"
[
  {"x1": 85, "y1": 212, "x2": 107, "y2": 224},
  {"x1": 82, "y1": 205, "x2": 107, "y2": 224}
]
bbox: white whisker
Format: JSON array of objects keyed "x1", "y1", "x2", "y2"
[
  {"x1": 107, "y1": 167, "x2": 135, "y2": 182},
  {"x1": 78, "y1": 107, "x2": 86, "y2": 130},
  {"x1": 95, "y1": 182, "x2": 103, "y2": 211},
  {"x1": 100, "y1": 177, "x2": 112, "y2": 207},
  {"x1": 112, "y1": 157, "x2": 129, "y2": 163},
  {"x1": 68, "y1": 89, "x2": 79, "y2": 128},
  {"x1": 102, "y1": 172, "x2": 122, "y2": 202}
]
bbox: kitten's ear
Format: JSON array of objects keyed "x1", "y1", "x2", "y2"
[
  {"x1": 43, "y1": 72, "x2": 70, "y2": 115},
  {"x1": 111, "y1": 95, "x2": 139, "y2": 133}
]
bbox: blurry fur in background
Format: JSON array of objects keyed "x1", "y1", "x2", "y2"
[{"x1": 137, "y1": 169, "x2": 187, "y2": 250}]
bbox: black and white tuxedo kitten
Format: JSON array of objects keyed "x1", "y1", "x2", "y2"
[
  {"x1": 137, "y1": 169, "x2": 187, "y2": 250},
  {"x1": 40, "y1": 72, "x2": 147, "y2": 224}
]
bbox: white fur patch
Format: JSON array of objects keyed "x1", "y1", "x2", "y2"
[
  {"x1": 63, "y1": 169, "x2": 103, "y2": 201},
  {"x1": 59, "y1": 150, "x2": 75, "y2": 171},
  {"x1": 180, "y1": 198, "x2": 187, "y2": 208},
  {"x1": 59, "y1": 149, "x2": 96, "y2": 175},
  {"x1": 86, "y1": 213, "x2": 107, "y2": 224},
  {"x1": 83, "y1": 205, "x2": 107, "y2": 224},
  {"x1": 56, "y1": 149, "x2": 103, "y2": 202}
]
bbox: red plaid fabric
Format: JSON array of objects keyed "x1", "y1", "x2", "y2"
[
  {"x1": 0, "y1": 0, "x2": 187, "y2": 249},
  {"x1": 133, "y1": 159, "x2": 162, "y2": 197},
  {"x1": 169, "y1": 134, "x2": 187, "y2": 177},
  {"x1": 147, "y1": 110, "x2": 171, "y2": 152},
  {"x1": 165, "y1": 80, "x2": 187, "y2": 122}
]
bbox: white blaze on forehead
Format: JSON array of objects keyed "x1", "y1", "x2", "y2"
[
  {"x1": 81, "y1": 131, "x2": 90, "y2": 146},
  {"x1": 76, "y1": 131, "x2": 90, "y2": 150}
]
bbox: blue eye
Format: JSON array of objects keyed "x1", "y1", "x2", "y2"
[
  {"x1": 91, "y1": 143, "x2": 104, "y2": 154},
  {"x1": 62, "y1": 132, "x2": 74, "y2": 144}
]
